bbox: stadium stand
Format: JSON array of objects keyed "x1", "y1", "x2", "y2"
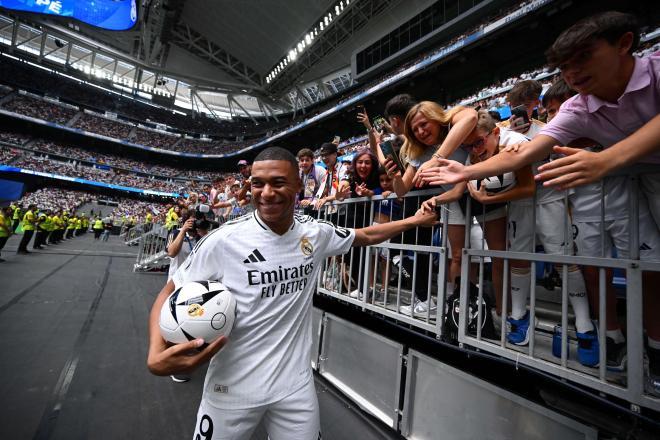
[{"x1": 1, "y1": 2, "x2": 659, "y2": 439}]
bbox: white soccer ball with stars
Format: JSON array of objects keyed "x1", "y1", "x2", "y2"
[{"x1": 159, "y1": 280, "x2": 237, "y2": 344}]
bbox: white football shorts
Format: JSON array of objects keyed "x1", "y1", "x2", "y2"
[
  {"x1": 573, "y1": 212, "x2": 660, "y2": 261},
  {"x1": 192, "y1": 378, "x2": 320, "y2": 440},
  {"x1": 508, "y1": 199, "x2": 572, "y2": 255},
  {"x1": 640, "y1": 172, "x2": 660, "y2": 231}
]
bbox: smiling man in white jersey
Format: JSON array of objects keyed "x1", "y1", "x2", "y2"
[{"x1": 146, "y1": 147, "x2": 437, "y2": 439}]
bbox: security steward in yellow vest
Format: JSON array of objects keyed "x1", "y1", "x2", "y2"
[
  {"x1": 66, "y1": 215, "x2": 77, "y2": 239},
  {"x1": 75, "y1": 217, "x2": 83, "y2": 236},
  {"x1": 50, "y1": 211, "x2": 63, "y2": 244},
  {"x1": 17, "y1": 204, "x2": 37, "y2": 254},
  {"x1": 0, "y1": 206, "x2": 13, "y2": 262},
  {"x1": 12, "y1": 204, "x2": 22, "y2": 232},
  {"x1": 93, "y1": 217, "x2": 104, "y2": 239},
  {"x1": 33, "y1": 209, "x2": 50, "y2": 249}
]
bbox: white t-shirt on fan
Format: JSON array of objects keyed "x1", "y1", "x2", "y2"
[{"x1": 173, "y1": 211, "x2": 355, "y2": 409}]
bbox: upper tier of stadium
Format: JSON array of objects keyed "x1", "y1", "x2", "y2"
[{"x1": 7, "y1": 0, "x2": 657, "y2": 159}]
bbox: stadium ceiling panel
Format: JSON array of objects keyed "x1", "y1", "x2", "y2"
[
  {"x1": 179, "y1": 0, "x2": 337, "y2": 77},
  {"x1": 0, "y1": 0, "x2": 430, "y2": 119}
]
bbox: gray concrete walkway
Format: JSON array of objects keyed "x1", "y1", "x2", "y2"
[{"x1": 0, "y1": 232, "x2": 400, "y2": 440}]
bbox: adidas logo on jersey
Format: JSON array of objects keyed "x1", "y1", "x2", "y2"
[
  {"x1": 243, "y1": 249, "x2": 266, "y2": 263},
  {"x1": 640, "y1": 243, "x2": 652, "y2": 251}
]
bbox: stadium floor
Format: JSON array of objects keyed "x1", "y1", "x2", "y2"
[{"x1": 0, "y1": 232, "x2": 400, "y2": 440}]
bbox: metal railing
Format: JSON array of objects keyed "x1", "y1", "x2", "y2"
[
  {"x1": 316, "y1": 166, "x2": 660, "y2": 412},
  {"x1": 133, "y1": 224, "x2": 170, "y2": 272},
  {"x1": 122, "y1": 222, "x2": 153, "y2": 245}
]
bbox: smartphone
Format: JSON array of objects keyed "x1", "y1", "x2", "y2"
[
  {"x1": 510, "y1": 105, "x2": 530, "y2": 125},
  {"x1": 357, "y1": 104, "x2": 365, "y2": 114},
  {"x1": 380, "y1": 139, "x2": 405, "y2": 173},
  {"x1": 333, "y1": 135, "x2": 341, "y2": 143}
]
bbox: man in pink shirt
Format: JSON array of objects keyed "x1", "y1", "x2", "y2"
[{"x1": 418, "y1": 11, "x2": 660, "y2": 395}]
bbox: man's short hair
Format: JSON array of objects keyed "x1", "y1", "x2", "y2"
[
  {"x1": 507, "y1": 80, "x2": 543, "y2": 107},
  {"x1": 542, "y1": 79, "x2": 576, "y2": 107},
  {"x1": 546, "y1": 11, "x2": 639, "y2": 68},
  {"x1": 319, "y1": 143, "x2": 337, "y2": 155},
  {"x1": 296, "y1": 148, "x2": 315, "y2": 160},
  {"x1": 384, "y1": 94, "x2": 418, "y2": 119},
  {"x1": 254, "y1": 147, "x2": 299, "y2": 174}
]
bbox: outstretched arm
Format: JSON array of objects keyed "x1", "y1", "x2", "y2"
[
  {"x1": 353, "y1": 208, "x2": 437, "y2": 247},
  {"x1": 147, "y1": 279, "x2": 227, "y2": 376},
  {"x1": 536, "y1": 114, "x2": 660, "y2": 189},
  {"x1": 417, "y1": 134, "x2": 557, "y2": 185}
]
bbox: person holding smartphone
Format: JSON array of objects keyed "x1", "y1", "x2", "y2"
[
  {"x1": 379, "y1": 101, "x2": 477, "y2": 317},
  {"x1": 500, "y1": 80, "x2": 546, "y2": 138}
]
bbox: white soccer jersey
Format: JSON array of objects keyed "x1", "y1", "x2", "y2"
[{"x1": 173, "y1": 211, "x2": 355, "y2": 409}]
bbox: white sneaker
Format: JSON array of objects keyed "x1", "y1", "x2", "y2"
[
  {"x1": 400, "y1": 298, "x2": 436, "y2": 317},
  {"x1": 348, "y1": 289, "x2": 364, "y2": 300}
]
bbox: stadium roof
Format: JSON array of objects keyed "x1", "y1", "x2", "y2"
[{"x1": 0, "y1": 0, "x2": 428, "y2": 120}]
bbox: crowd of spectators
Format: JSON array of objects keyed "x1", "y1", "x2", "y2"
[
  {"x1": 109, "y1": 198, "x2": 169, "y2": 225},
  {"x1": 0, "y1": 145, "x2": 21, "y2": 163},
  {"x1": 2, "y1": 95, "x2": 77, "y2": 125},
  {"x1": 17, "y1": 188, "x2": 94, "y2": 213},
  {"x1": 1, "y1": 132, "x2": 229, "y2": 182},
  {"x1": 72, "y1": 113, "x2": 133, "y2": 139},
  {"x1": 130, "y1": 128, "x2": 180, "y2": 149},
  {"x1": 12, "y1": 153, "x2": 114, "y2": 181}
]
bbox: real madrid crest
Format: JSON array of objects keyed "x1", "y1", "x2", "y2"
[{"x1": 300, "y1": 237, "x2": 313, "y2": 256}]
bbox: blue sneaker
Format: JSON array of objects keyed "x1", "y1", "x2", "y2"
[
  {"x1": 576, "y1": 327, "x2": 600, "y2": 367},
  {"x1": 507, "y1": 311, "x2": 534, "y2": 346}
]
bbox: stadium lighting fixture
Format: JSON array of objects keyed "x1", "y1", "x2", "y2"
[{"x1": 268, "y1": 0, "x2": 350, "y2": 85}]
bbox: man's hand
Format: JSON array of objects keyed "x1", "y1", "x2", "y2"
[
  {"x1": 536, "y1": 146, "x2": 608, "y2": 190},
  {"x1": 411, "y1": 207, "x2": 439, "y2": 227},
  {"x1": 147, "y1": 336, "x2": 227, "y2": 376},
  {"x1": 181, "y1": 218, "x2": 194, "y2": 233},
  {"x1": 416, "y1": 159, "x2": 468, "y2": 186},
  {"x1": 508, "y1": 116, "x2": 530, "y2": 134},
  {"x1": 420, "y1": 196, "x2": 438, "y2": 214},
  {"x1": 299, "y1": 199, "x2": 312, "y2": 207}
]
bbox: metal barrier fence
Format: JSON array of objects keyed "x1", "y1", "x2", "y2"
[
  {"x1": 123, "y1": 222, "x2": 153, "y2": 245},
  {"x1": 317, "y1": 166, "x2": 660, "y2": 413},
  {"x1": 132, "y1": 216, "x2": 240, "y2": 271},
  {"x1": 133, "y1": 224, "x2": 170, "y2": 272}
]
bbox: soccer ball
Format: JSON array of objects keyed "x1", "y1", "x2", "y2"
[
  {"x1": 159, "y1": 281, "x2": 237, "y2": 344},
  {"x1": 470, "y1": 172, "x2": 516, "y2": 194}
]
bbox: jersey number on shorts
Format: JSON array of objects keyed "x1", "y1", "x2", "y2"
[{"x1": 195, "y1": 415, "x2": 213, "y2": 440}]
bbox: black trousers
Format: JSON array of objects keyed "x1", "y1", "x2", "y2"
[
  {"x1": 13, "y1": 219, "x2": 20, "y2": 232},
  {"x1": 18, "y1": 230, "x2": 34, "y2": 252},
  {"x1": 0, "y1": 236, "x2": 8, "y2": 256},
  {"x1": 94, "y1": 229, "x2": 102, "y2": 239},
  {"x1": 34, "y1": 230, "x2": 47, "y2": 248}
]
